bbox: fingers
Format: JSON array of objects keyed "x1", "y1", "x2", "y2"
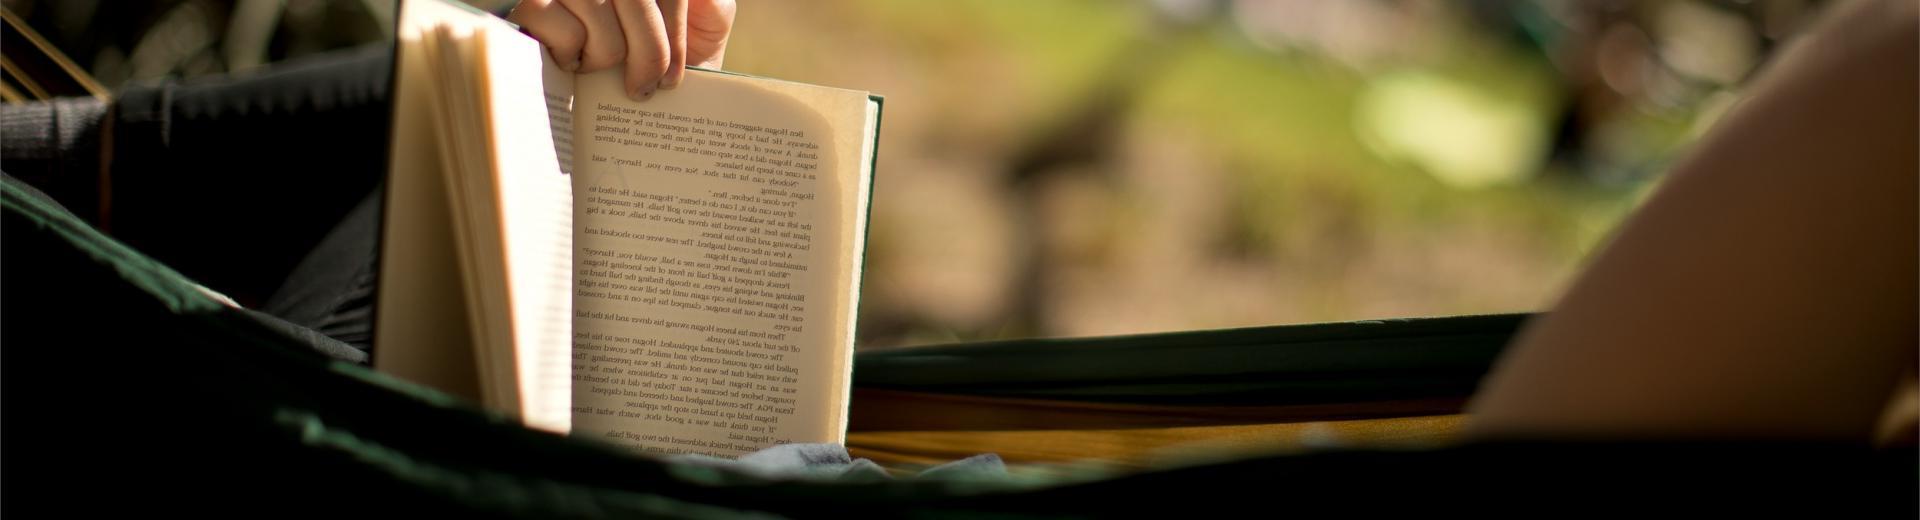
[
  {"x1": 610, "y1": 0, "x2": 672, "y2": 99},
  {"x1": 657, "y1": 0, "x2": 689, "y2": 89},
  {"x1": 555, "y1": 0, "x2": 627, "y2": 72},
  {"x1": 513, "y1": 0, "x2": 708, "y2": 100},
  {"x1": 685, "y1": 0, "x2": 735, "y2": 68},
  {"x1": 506, "y1": 0, "x2": 587, "y2": 71}
]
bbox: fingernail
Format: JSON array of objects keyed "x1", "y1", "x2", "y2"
[
  {"x1": 629, "y1": 87, "x2": 653, "y2": 101},
  {"x1": 659, "y1": 75, "x2": 679, "y2": 90}
]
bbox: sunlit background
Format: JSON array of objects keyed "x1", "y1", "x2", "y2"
[{"x1": 6, "y1": 0, "x2": 1828, "y2": 348}]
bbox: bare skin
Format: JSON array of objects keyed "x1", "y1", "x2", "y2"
[
  {"x1": 508, "y1": 0, "x2": 737, "y2": 99},
  {"x1": 1468, "y1": 0, "x2": 1917, "y2": 442}
]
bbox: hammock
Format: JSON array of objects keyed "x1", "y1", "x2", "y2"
[{"x1": 2, "y1": 174, "x2": 1908, "y2": 517}]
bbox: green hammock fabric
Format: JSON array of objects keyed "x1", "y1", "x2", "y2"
[
  {"x1": 2, "y1": 175, "x2": 1909, "y2": 518},
  {"x1": 853, "y1": 313, "x2": 1523, "y2": 405}
]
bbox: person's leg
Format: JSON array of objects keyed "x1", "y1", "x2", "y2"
[
  {"x1": 259, "y1": 186, "x2": 382, "y2": 354},
  {"x1": 1, "y1": 42, "x2": 394, "y2": 352},
  {"x1": 105, "y1": 42, "x2": 393, "y2": 306},
  {"x1": 1468, "y1": 0, "x2": 1916, "y2": 442}
]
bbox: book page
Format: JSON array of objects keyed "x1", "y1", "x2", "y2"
[
  {"x1": 475, "y1": 26, "x2": 575, "y2": 433},
  {"x1": 383, "y1": 5, "x2": 573, "y2": 433},
  {"x1": 568, "y1": 69, "x2": 872, "y2": 457},
  {"x1": 542, "y1": 54, "x2": 575, "y2": 175},
  {"x1": 422, "y1": 23, "x2": 512, "y2": 412},
  {"x1": 376, "y1": 0, "x2": 484, "y2": 404}
]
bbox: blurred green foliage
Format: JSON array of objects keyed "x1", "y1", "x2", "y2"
[{"x1": 11, "y1": 0, "x2": 1811, "y2": 347}]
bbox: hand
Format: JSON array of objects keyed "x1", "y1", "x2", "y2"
[{"x1": 508, "y1": 0, "x2": 738, "y2": 100}]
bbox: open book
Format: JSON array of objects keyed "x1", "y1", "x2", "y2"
[{"x1": 374, "y1": 0, "x2": 880, "y2": 458}]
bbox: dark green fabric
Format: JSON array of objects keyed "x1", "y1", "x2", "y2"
[
  {"x1": 2, "y1": 174, "x2": 1910, "y2": 518},
  {"x1": 0, "y1": 174, "x2": 1040, "y2": 517},
  {"x1": 854, "y1": 314, "x2": 1524, "y2": 405}
]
